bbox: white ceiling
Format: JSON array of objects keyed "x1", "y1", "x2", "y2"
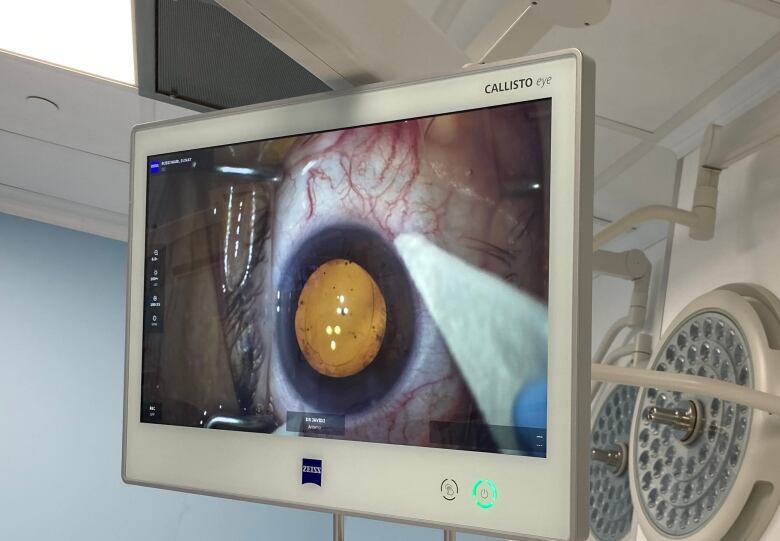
[
  {"x1": 0, "y1": 52, "x2": 190, "y2": 239},
  {"x1": 1, "y1": 0, "x2": 779, "y2": 249},
  {"x1": 529, "y1": 0, "x2": 778, "y2": 132}
]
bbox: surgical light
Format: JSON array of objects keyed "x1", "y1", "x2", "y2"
[
  {"x1": 590, "y1": 384, "x2": 638, "y2": 541},
  {"x1": 624, "y1": 284, "x2": 780, "y2": 541}
]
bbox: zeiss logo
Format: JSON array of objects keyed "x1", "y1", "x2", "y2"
[
  {"x1": 301, "y1": 458, "x2": 323, "y2": 486},
  {"x1": 150, "y1": 161, "x2": 160, "y2": 174}
]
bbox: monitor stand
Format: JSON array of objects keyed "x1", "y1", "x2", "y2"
[{"x1": 332, "y1": 513, "x2": 458, "y2": 540}]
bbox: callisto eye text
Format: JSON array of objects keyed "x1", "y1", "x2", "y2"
[{"x1": 484, "y1": 78, "x2": 533, "y2": 94}]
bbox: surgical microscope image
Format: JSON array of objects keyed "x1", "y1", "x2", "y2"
[{"x1": 140, "y1": 99, "x2": 552, "y2": 456}]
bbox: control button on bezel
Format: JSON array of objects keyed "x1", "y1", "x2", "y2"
[
  {"x1": 472, "y1": 479, "x2": 497, "y2": 509},
  {"x1": 440, "y1": 478, "x2": 458, "y2": 501}
]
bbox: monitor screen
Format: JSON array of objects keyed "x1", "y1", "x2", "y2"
[
  {"x1": 126, "y1": 50, "x2": 593, "y2": 540},
  {"x1": 141, "y1": 99, "x2": 552, "y2": 457}
]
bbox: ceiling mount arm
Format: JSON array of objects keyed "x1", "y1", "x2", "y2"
[
  {"x1": 594, "y1": 90, "x2": 780, "y2": 250},
  {"x1": 464, "y1": 0, "x2": 611, "y2": 66},
  {"x1": 593, "y1": 127, "x2": 724, "y2": 251}
]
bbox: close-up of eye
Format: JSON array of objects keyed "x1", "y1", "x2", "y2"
[{"x1": 141, "y1": 102, "x2": 551, "y2": 454}]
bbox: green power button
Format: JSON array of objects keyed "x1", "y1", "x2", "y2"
[{"x1": 472, "y1": 479, "x2": 497, "y2": 509}]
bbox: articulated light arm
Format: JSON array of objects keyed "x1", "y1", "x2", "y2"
[
  {"x1": 593, "y1": 248, "x2": 651, "y2": 332},
  {"x1": 593, "y1": 122, "x2": 730, "y2": 252},
  {"x1": 601, "y1": 333, "x2": 652, "y2": 367},
  {"x1": 591, "y1": 249, "x2": 653, "y2": 398},
  {"x1": 590, "y1": 97, "x2": 780, "y2": 417},
  {"x1": 592, "y1": 316, "x2": 631, "y2": 366},
  {"x1": 592, "y1": 176, "x2": 719, "y2": 251},
  {"x1": 593, "y1": 206, "x2": 699, "y2": 251},
  {"x1": 593, "y1": 97, "x2": 780, "y2": 252},
  {"x1": 592, "y1": 364, "x2": 780, "y2": 417}
]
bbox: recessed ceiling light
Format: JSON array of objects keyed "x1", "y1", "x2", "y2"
[
  {"x1": 26, "y1": 95, "x2": 59, "y2": 112},
  {"x1": 0, "y1": 1, "x2": 135, "y2": 84}
]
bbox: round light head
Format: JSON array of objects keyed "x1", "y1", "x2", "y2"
[
  {"x1": 633, "y1": 311, "x2": 752, "y2": 537},
  {"x1": 591, "y1": 384, "x2": 637, "y2": 541},
  {"x1": 629, "y1": 284, "x2": 780, "y2": 541}
]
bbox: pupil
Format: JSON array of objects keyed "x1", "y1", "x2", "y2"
[
  {"x1": 294, "y1": 259, "x2": 387, "y2": 377},
  {"x1": 276, "y1": 224, "x2": 416, "y2": 412}
]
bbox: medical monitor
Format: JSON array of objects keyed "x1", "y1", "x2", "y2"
[{"x1": 124, "y1": 49, "x2": 594, "y2": 540}]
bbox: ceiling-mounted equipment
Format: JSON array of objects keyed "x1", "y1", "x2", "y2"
[
  {"x1": 629, "y1": 284, "x2": 780, "y2": 541},
  {"x1": 211, "y1": 0, "x2": 469, "y2": 88},
  {"x1": 133, "y1": 0, "x2": 332, "y2": 111},
  {"x1": 135, "y1": 0, "x2": 614, "y2": 111},
  {"x1": 466, "y1": 0, "x2": 611, "y2": 65},
  {"x1": 213, "y1": 0, "x2": 612, "y2": 88},
  {"x1": 594, "y1": 90, "x2": 780, "y2": 252}
]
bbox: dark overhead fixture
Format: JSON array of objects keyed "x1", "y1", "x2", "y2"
[{"x1": 134, "y1": 0, "x2": 333, "y2": 111}]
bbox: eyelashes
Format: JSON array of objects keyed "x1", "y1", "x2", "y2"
[
  {"x1": 463, "y1": 236, "x2": 514, "y2": 266},
  {"x1": 461, "y1": 203, "x2": 540, "y2": 285},
  {"x1": 210, "y1": 182, "x2": 276, "y2": 417}
]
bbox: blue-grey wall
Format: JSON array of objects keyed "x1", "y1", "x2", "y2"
[{"x1": 0, "y1": 213, "x2": 493, "y2": 541}]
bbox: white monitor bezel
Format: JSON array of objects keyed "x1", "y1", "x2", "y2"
[{"x1": 124, "y1": 49, "x2": 593, "y2": 541}]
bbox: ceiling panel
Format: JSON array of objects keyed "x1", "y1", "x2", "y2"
[
  {"x1": 658, "y1": 48, "x2": 780, "y2": 157},
  {"x1": 0, "y1": 51, "x2": 193, "y2": 239},
  {"x1": 595, "y1": 125, "x2": 643, "y2": 177},
  {"x1": 153, "y1": 100, "x2": 198, "y2": 122},
  {"x1": 433, "y1": 0, "x2": 514, "y2": 50},
  {"x1": 0, "y1": 52, "x2": 190, "y2": 163},
  {"x1": 529, "y1": 0, "x2": 780, "y2": 132},
  {"x1": 0, "y1": 131, "x2": 129, "y2": 214},
  {"x1": 1, "y1": 1, "x2": 778, "y2": 245},
  {"x1": 596, "y1": 145, "x2": 679, "y2": 217}
]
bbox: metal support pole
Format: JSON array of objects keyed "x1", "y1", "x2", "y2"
[
  {"x1": 331, "y1": 512, "x2": 460, "y2": 540},
  {"x1": 333, "y1": 513, "x2": 344, "y2": 541}
]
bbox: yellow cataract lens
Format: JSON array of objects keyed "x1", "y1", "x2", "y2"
[{"x1": 294, "y1": 259, "x2": 387, "y2": 377}]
